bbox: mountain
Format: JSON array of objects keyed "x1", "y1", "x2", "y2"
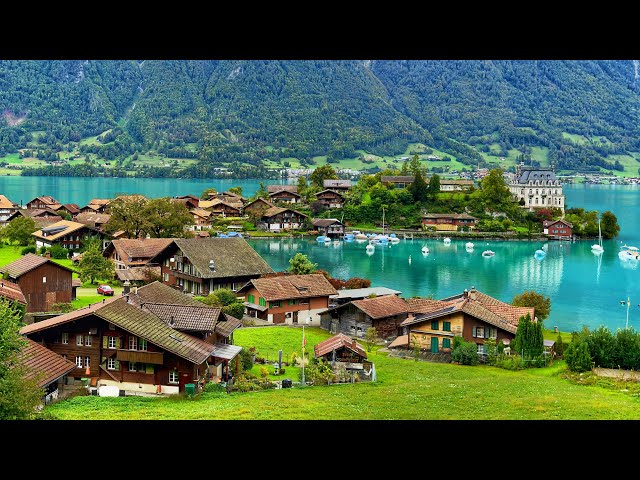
[{"x1": 1, "y1": 60, "x2": 640, "y2": 175}]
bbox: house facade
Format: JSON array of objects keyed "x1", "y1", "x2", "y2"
[
  {"x1": 323, "y1": 179, "x2": 352, "y2": 193},
  {"x1": 189, "y1": 208, "x2": 213, "y2": 230},
  {"x1": 206, "y1": 200, "x2": 242, "y2": 217},
  {"x1": 269, "y1": 189, "x2": 301, "y2": 204},
  {"x1": 32, "y1": 220, "x2": 109, "y2": 250},
  {"x1": 243, "y1": 198, "x2": 274, "y2": 217},
  {"x1": 150, "y1": 237, "x2": 274, "y2": 295},
  {"x1": 0, "y1": 253, "x2": 73, "y2": 313},
  {"x1": 315, "y1": 189, "x2": 344, "y2": 209},
  {"x1": 80, "y1": 198, "x2": 111, "y2": 214},
  {"x1": 422, "y1": 213, "x2": 477, "y2": 231},
  {"x1": 508, "y1": 164, "x2": 565, "y2": 212},
  {"x1": 259, "y1": 207, "x2": 308, "y2": 232},
  {"x1": 312, "y1": 218, "x2": 344, "y2": 238},
  {"x1": 439, "y1": 179, "x2": 474, "y2": 191},
  {"x1": 26, "y1": 196, "x2": 62, "y2": 211},
  {"x1": 0, "y1": 194, "x2": 19, "y2": 225},
  {"x1": 543, "y1": 219, "x2": 573, "y2": 239},
  {"x1": 238, "y1": 274, "x2": 337, "y2": 325}
]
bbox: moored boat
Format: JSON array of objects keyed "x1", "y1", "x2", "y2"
[{"x1": 482, "y1": 250, "x2": 495, "y2": 257}]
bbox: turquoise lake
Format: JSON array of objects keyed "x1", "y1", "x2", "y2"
[{"x1": 0, "y1": 175, "x2": 637, "y2": 333}]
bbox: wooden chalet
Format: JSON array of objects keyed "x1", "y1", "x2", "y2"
[
  {"x1": 0, "y1": 194, "x2": 20, "y2": 225},
  {"x1": 206, "y1": 199, "x2": 242, "y2": 217},
  {"x1": 421, "y1": 213, "x2": 477, "y2": 231},
  {"x1": 32, "y1": 219, "x2": 109, "y2": 251},
  {"x1": 258, "y1": 206, "x2": 308, "y2": 232},
  {"x1": 80, "y1": 198, "x2": 111, "y2": 214},
  {"x1": 319, "y1": 294, "x2": 409, "y2": 340},
  {"x1": 381, "y1": 176, "x2": 415, "y2": 188},
  {"x1": 19, "y1": 281, "x2": 244, "y2": 395},
  {"x1": 330, "y1": 287, "x2": 402, "y2": 307},
  {"x1": 388, "y1": 287, "x2": 535, "y2": 355},
  {"x1": 75, "y1": 212, "x2": 111, "y2": 232},
  {"x1": 103, "y1": 238, "x2": 174, "y2": 285},
  {"x1": 268, "y1": 185, "x2": 300, "y2": 204},
  {"x1": 54, "y1": 203, "x2": 81, "y2": 218},
  {"x1": 16, "y1": 338, "x2": 76, "y2": 405},
  {"x1": 322, "y1": 179, "x2": 352, "y2": 193},
  {"x1": 237, "y1": 274, "x2": 337, "y2": 325},
  {"x1": 243, "y1": 198, "x2": 274, "y2": 217},
  {"x1": 314, "y1": 333, "x2": 374, "y2": 382},
  {"x1": 26, "y1": 196, "x2": 62, "y2": 211},
  {"x1": 543, "y1": 219, "x2": 573, "y2": 240},
  {"x1": 6, "y1": 208, "x2": 63, "y2": 229},
  {"x1": 173, "y1": 195, "x2": 200, "y2": 210},
  {"x1": 209, "y1": 191, "x2": 247, "y2": 205},
  {"x1": 149, "y1": 237, "x2": 274, "y2": 295},
  {"x1": 312, "y1": 218, "x2": 344, "y2": 238},
  {"x1": 189, "y1": 208, "x2": 213, "y2": 229},
  {"x1": 315, "y1": 189, "x2": 345, "y2": 209},
  {"x1": 0, "y1": 253, "x2": 73, "y2": 313}
]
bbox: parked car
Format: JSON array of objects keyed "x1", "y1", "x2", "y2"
[{"x1": 97, "y1": 284, "x2": 114, "y2": 296}]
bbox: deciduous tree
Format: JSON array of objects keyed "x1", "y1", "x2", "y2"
[
  {"x1": 309, "y1": 164, "x2": 338, "y2": 189},
  {"x1": 144, "y1": 197, "x2": 193, "y2": 238},
  {"x1": 77, "y1": 237, "x2": 114, "y2": 284},
  {"x1": 3, "y1": 216, "x2": 37, "y2": 245},
  {"x1": 288, "y1": 253, "x2": 317, "y2": 275},
  {"x1": 511, "y1": 290, "x2": 551, "y2": 323},
  {"x1": 104, "y1": 195, "x2": 148, "y2": 239}
]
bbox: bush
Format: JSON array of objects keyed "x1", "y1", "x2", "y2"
[
  {"x1": 51, "y1": 302, "x2": 73, "y2": 313},
  {"x1": 259, "y1": 367, "x2": 269, "y2": 378},
  {"x1": 49, "y1": 244, "x2": 68, "y2": 259},
  {"x1": 39, "y1": 246, "x2": 47, "y2": 255},
  {"x1": 496, "y1": 355, "x2": 525, "y2": 370},
  {"x1": 239, "y1": 348, "x2": 254, "y2": 372},
  {"x1": 21, "y1": 246, "x2": 36, "y2": 255},
  {"x1": 204, "y1": 382, "x2": 226, "y2": 394},
  {"x1": 451, "y1": 339, "x2": 480, "y2": 365},
  {"x1": 564, "y1": 339, "x2": 593, "y2": 372},
  {"x1": 230, "y1": 371, "x2": 274, "y2": 392}
]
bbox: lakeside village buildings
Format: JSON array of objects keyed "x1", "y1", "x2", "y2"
[{"x1": 4, "y1": 169, "x2": 564, "y2": 403}]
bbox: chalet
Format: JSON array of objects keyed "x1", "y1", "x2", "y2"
[
  {"x1": 312, "y1": 218, "x2": 344, "y2": 238},
  {"x1": 75, "y1": 212, "x2": 111, "y2": 232},
  {"x1": 173, "y1": 195, "x2": 200, "y2": 210},
  {"x1": 19, "y1": 281, "x2": 244, "y2": 395},
  {"x1": 269, "y1": 189, "x2": 301, "y2": 204},
  {"x1": 259, "y1": 206, "x2": 308, "y2": 232},
  {"x1": 5, "y1": 208, "x2": 63, "y2": 229},
  {"x1": 267, "y1": 185, "x2": 298, "y2": 194},
  {"x1": 243, "y1": 198, "x2": 274, "y2": 217},
  {"x1": 422, "y1": 213, "x2": 477, "y2": 231},
  {"x1": 209, "y1": 191, "x2": 247, "y2": 205},
  {"x1": 32, "y1": 220, "x2": 109, "y2": 251},
  {"x1": 508, "y1": 164, "x2": 565, "y2": 212},
  {"x1": 315, "y1": 189, "x2": 345, "y2": 209},
  {"x1": 314, "y1": 333, "x2": 374, "y2": 382},
  {"x1": 189, "y1": 208, "x2": 213, "y2": 229},
  {"x1": 54, "y1": 203, "x2": 81, "y2": 218},
  {"x1": 439, "y1": 179, "x2": 474, "y2": 191},
  {"x1": 16, "y1": 338, "x2": 76, "y2": 405},
  {"x1": 80, "y1": 198, "x2": 111, "y2": 214},
  {"x1": 237, "y1": 274, "x2": 337, "y2": 325},
  {"x1": 543, "y1": 219, "x2": 573, "y2": 240},
  {"x1": 206, "y1": 199, "x2": 243, "y2": 217},
  {"x1": 381, "y1": 176, "x2": 415, "y2": 188},
  {"x1": 26, "y1": 196, "x2": 62, "y2": 211},
  {"x1": 103, "y1": 238, "x2": 174, "y2": 284},
  {"x1": 323, "y1": 179, "x2": 352, "y2": 193},
  {"x1": 0, "y1": 194, "x2": 19, "y2": 225},
  {"x1": 330, "y1": 286, "x2": 402, "y2": 307},
  {"x1": 319, "y1": 294, "x2": 409, "y2": 340},
  {"x1": 149, "y1": 237, "x2": 274, "y2": 295},
  {"x1": 0, "y1": 253, "x2": 74, "y2": 313},
  {"x1": 388, "y1": 287, "x2": 535, "y2": 355}
]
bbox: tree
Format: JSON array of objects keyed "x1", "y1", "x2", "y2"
[
  {"x1": 600, "y1": 210, "x2": 620, "y2": 239},
  {"x1": 3, "y1": 216, "x2": 37, "y2": 245},
  {"x1": 199, "y1": 288, "x2": 245, "y2": 320},
  {"x1": 288, "y1": 253, "x2": 317, "y2": 275},
  {"x1": 511, "y1": 290, "x2": 551, "y2": 323},
  {"x1": 408, "y1": 170, "x2": 428, "y2": 202},
  {"x1": 555, "y1": 334, "x2": 564, "y2": 358},
  {"x1": 427, "y1": 173, "x2": 440, "y2": 199},
  {"x1": 200, "y1": 187, "x2": 217, "y2": 199},
  {"x1": 0, "y1": 298, "x2": 43, "y2": 419},
  {"x1": 254, "y1": 181, "x2": 269, "y2": 200},
  {"x1": 143, "y1": 197, "x2": 193, "y2": 238},
  {"x1": 309, "y1": 164, "x2": 338, "y2": 189},
  {"x1": 511, "y1": 313, "x2": 544, "y2": 359},
  {"x1": 104, "y1": 195, "x2": 148, "y2": 239},
  {"x1": 408, "y1": 154, "x2": 425, "y2": 176},
  {"x1": 364, "y1": 327, "x2": 378, "y2": 353},
  {"x1": 478, "y1": 168, "x2": 513, "y2": 215},
  {"x1": 77, "y1": 237, "x2": 114, "y2": 284},
  {"x1": 564, "y1": 337, "x2": 592, "y2": 372},
  {"x1": 227, "y1": 186, "x2": 242, "y2": 196}
]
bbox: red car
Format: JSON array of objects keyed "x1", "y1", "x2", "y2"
[{"x1": 97, "y1": 284, "x2": 114, "y2": 296}]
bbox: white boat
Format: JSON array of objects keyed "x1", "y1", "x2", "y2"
[
  {"x1": 534, "y1": 249, "x2": 546, "y2": 259},
  {"x1": 421, "y1": 246, "x2": 429, "y2": 254},
  {"x1": 365, "y1": 244, "x2": 375, "y2": 254},
  {"x1": 355, "y1": 233, "x2": 368, "y2": 240},
  {"x1": 443, "y1": 237, "x2": 451, "y2": 245},
  {"x1": 465, "y1": 242, "x2": 474, "y2": 250},
  {"x1": 482, "y1": 250, "x2": 495, "y2": 257},
  {"x1": 390, "y1": 236, "x2": 400, "y2": 244},
  {"x1": 619, "y1": 245, "x2": 640, "y2": 261},
  {"x1": 591, "y1": 219, "x2": 604, "y2": 254}
]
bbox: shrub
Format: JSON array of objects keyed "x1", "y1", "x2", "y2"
[
  {"x1": 38, "y1": 246, "x2": 47, "y2": 255},
  {"x1": 51, "y1": 302, "x2": 73, "y2": 313},
  {"x1": 564, "y1": 339, "x2": 593, "y2": 372},
  {"x1": 21, "y1": 246, "x2": 36, "y2": 255},
  {"x1": 204, "y1": 382, "x2": 226, "y2": 394},
  {"x1": 239, "y1": 348, "x2": 254, "y2": 372},
  {"x1": 259, "y1": 367, "x2": 269, "y2": 379},
  {"x1": 497, "y1": 355, "x2": 525, "y2": 370},
  {"x1": 451, "y1": 339, "x2": 479, "y2": 365},
  {"x1": 49, "y1": 244, "x2": 68, "y2": 259}
]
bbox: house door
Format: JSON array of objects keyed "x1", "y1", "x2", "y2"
[
  {"x1": 431, "y1": 337, "x2": 439, "y2": 353},
  {"x1": 179, "y1": 372, "x2": 191, "y2": 392}
]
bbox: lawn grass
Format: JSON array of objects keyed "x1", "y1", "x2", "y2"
[
  {"x1": 72, "y1": 286, "x2": 123, "y2": 309},
  {"x1": 44, "y1": 325, "x2": 640, "y2": 420}
]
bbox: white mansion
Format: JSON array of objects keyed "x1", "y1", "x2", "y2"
[{"x1": 508, "y1": 164, "x2": 565, "y2": 212}]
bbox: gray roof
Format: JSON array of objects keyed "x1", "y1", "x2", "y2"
[
  {"x1": 211, "y1": 343, "x2": 242, "y2": 361},
  {"x1": 333, "y1": 287, "x2": 402, "y2": 299},
  {"x1": 516, "y1": 168, "x2": 557, "y2": 183},
  {"x1": 312, "y1": 218, "x2": 343, "y2": 227},
  {"x1": 323, "y1": 179, "x2": 352, "y2": 188}
]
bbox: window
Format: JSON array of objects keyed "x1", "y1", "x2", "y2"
[
  {"x1": 477, "y1": 344, "x2": 485, "y2": 354},
  {"x1": 108, "y1": 337, "x2": 117, "y2": 349},
  {"x1": 288, "y1": 299, "x2": 298, "y2": 306},
  {"x1": 248, "y1": 294, "x2": 255, "y2": 304},
  {"x1": 269, "y1": 300, "x2": 282, "y2": 308},
  {"x1": 75, "y1": 356, "x2": 83, "y2": 368},
  {"x1": 163, "y1": 273, "x2": 169, "y2": 282},
  {"x1": 84, "y1": 356, "x2": 90, "y2": 368},
  {"x1": 442, "y1": 338, "x2": 451, "y2": 349},
  {"x1": 129, "y1": 362, "x2": 137, "y2": 372},
  {"x1": 61, "y1": 332, "x2": 68, "y2": 344},
  {"x1": 76, "y1": 335, "x2": 83, "y2": 346},
  {"x1": 139, "y1": 339, "x2": 148, "y2": 351},
  {"x1": 259, "y1": 297, "x2": 266, "y2": 307},
  {"x1": 431, "y1": 320, "x2": 439, "y2": 330},
  {"x1": 85, "y1": 335, "x2": 92, "y2": 347},
  {"x1": 108, "y1": 323, "x2": 115, "y2": 330},
  {"x1": 107, "y1": 358, "x2": 116, "y2": 370},
  {"x1": 42, "y1": 276, "x2": 46, "y2": 283},
  {"x1": 169, "y1": 371, "x2": 179, "y2": 384},
  {"x1": 443, "y1": 321, "x2": 451, "y2": 332},
  {"x1": 473, "y1": 326, "x2": 485, "y2": 338},
  {"x1": 129, "y1": 336, "x2": 138, "y2": 351}
]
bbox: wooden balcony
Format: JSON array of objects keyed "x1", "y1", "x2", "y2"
[{"x1": 116, "y1": 349, "x2": 164, "y2": 365}]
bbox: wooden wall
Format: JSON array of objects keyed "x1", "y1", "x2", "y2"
[{"x1": 16, "y1": 263, "x2": 72, "y2": 313}]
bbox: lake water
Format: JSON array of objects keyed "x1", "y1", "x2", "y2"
[{"x1": 0, "y1": 175, "x2": 637, "y2": 333}]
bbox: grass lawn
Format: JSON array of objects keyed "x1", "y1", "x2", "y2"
[
  {"x1": 44, "y1": 325, "x2": 640, "y2": 420},
  {"x1": 72, "y1": 286, "x2": 123, "y2": 309}
]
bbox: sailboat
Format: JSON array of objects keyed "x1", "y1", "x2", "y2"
[{"x1": 591, "y1": 218, "x2": 604, "y2": 254}]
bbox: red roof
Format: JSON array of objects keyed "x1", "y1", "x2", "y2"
[
  {"x1": 0, "y1": 280, "x2": 27, "y2": 305},
  {"x1": 314, "y1": 333, "x2": 367, "y2": 359},
  {"x1": 351, "y1": 295, "x2": 408, "y2": 319},
  {"x1": 18, "y1": 338, "x2": 76, "y2": 387}
]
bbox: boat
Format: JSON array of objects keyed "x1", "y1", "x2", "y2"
[
  {"x1": 365, "y1": 244, "x2": 375, "y2": 254},
  {"x1": 465, "y1": 242, "x2": 474, "y2": 250},
  {"x1": 591, "y1": 219, "x2": 604, "y2": 254},
  {"x1": 443, "y1": 237, "x2": 451, "y2": 245},
  {"x1": 316, "y1": 235, "x2": 331, "y2": 243},
  {"x1": 333, "y1": 239, "x2": 341, "y2": 245},
  {"x1": 482, "y1": 250, "x2": 495, "y2": 257},
  {"x1": 390, "y1": 236, "x2": 401, "y2": 244},
  {"x1": 355, "y1": 232, "x2": 368, "y2": 240},
  {"x1": 421, "y1": 246, "x2": 429, "y2": 254},
  {"x1": 534, "y1": 248, "x2": 546, "y2": 259},
  {"x1": 619, "y1": 245, "x2": 640, "y2": 261}
]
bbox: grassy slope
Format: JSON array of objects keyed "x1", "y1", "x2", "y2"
[{"x1": 44, "y1": 326, "x2": 640, "y2": 420}]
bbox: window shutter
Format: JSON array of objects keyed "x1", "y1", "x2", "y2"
[
  {"x1": 115, "y1": 337, "x2": 121, "y2": 349},
  {"x1": 102, "y1": 336, "x2": 108, "y2": 348},
  {"x1": 146, "y1": 364, "x2": 154, "y2": 374},
  {"x1": 101, "y1": 356, "x2": 106, "y2": 365},
  {"x1": 472, "y1": 326, "x2": 477, "y2": 337},
  {"x1": 484, "y1": 328, "x2": 489, "y2": 339},
  {"x1": 114, "y1": 360, "x2": 120, "y2": 371}
]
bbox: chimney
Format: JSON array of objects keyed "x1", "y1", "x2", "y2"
[
  {"x1": 123, "y1": 280, "x2": 131, "y2": 295},
  {"x1": 463, "y1": 289, "x2": 468, "y2": 298},
  {"x1": 132, "y1": 286, "x2": 138, "y2": 294}
]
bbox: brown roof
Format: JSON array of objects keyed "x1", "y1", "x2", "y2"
[
  {"x1": 214, "y1": 314, "x2": 243, "y2": 337},
  {"x1": 72, "y1": 278, "x2": 82, "y2": 287},
  {"x1": 142, "y1": 303, "x2": 222, "y2": 331},
  {"x1": 267, "y1": 185, "x2": 298, "y2": 193},
  {"x1": 439, "y1": 179, "x2": 474, "y2": 185},
  {"x1": 381, "y1": 176, "x2": 415, "y2": 183},
  {"x1": 191, "y1": 208, "x2": 213, "y2": 219},
  {"x1": 545, "y1": 219, "x2": 574, "y2": 229},
  {"x1": 0, "y1": 253, "x2": 74, "y2": 278},
  {"x1": 31, "y1": 220, "x2": 90, "y2": 241},
  {"x1": 0, "y1": 280, "x2": 27, "y2": 304},
  {"x1": 262, "y1": 206, "x2": 308, "y2": 219},
  {"x1": 29, "y1": 196, "x2": 61, "y2": 207},
  {"x1": 59, "y1": 203, "x2": 81, "y2": 214},
  {"x1": 18, "y1": 338, "x2": 76, "y2": 387},
  {"x1": 315, "y1": 189, "x2": 344, "y2": 198},
  {"x1": 75, "y1": 212, "x2": 111, "y2": 225},
  {"x1": 240, "y1": 274, "x2": 337, "y2": 301},
  {"x1": 312, "y1": 218, "x2": 343, "y2": 227},
  {"x1": 208, "y1": 200, "x2": 243, "y2": 211},
  {"x1": 115, "y1": 266, "x2": 161, "y2": 282},
  {"x1": 0, "y1": 194, "x2": 16, "y2": 209},
  {"x1": 244, "y1": 198, "x2": 274, "y2": 209},
  {"x1": 87, "y1": 198, "x2": 111, "y2": 206},
  {"x1": 387, "y1": 334, "x2": 408, "y2": 349},
  {"x1": 107, "y1": 238, "x2": 174, "y2": 267},
  {"x1": 406, "y1": 297, "x2": 454, "y2": 314},
  {"x1": 269, "y1": 190, "x2": 301, "y2": 198},
  {"x1": 351, "y1": 295, "x2": 409, "y2": 319},
  {"x1": 323, "y1": 179, "x2": 352, "y2": 188},
  {"x1": 468, "y1": 290, "x2": 535, "y2": 328},
  {"x1": 14, "y1": 208, "x2": 61, "y2": 218},
  {"x1": 134, "y1": 281, "x2": 206, "y2": 307},
  {"x1": 150, "y1": 237, "x2": 274, "y2": 279},
  {"x1": 314, "y1": 333, "x2": 367, "y2": 359}
]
